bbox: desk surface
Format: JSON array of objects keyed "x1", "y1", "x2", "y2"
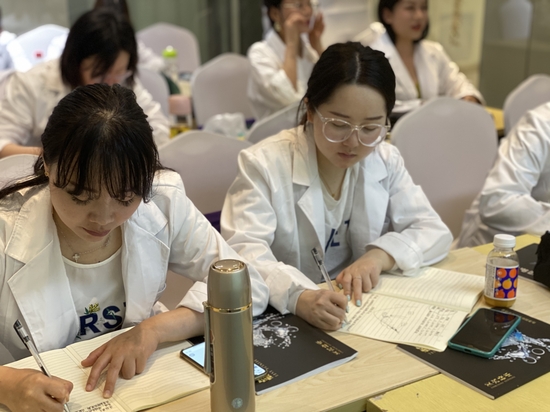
[
  {"x1": 150, "y1": 247, "x2": 489, "y2": 412},
  {"x1": 367, "y1": 235, "x2": 549, "y2": 412}
]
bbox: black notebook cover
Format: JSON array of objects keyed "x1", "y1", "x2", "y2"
[
  {"x1": 516, "y1": 243, "x2": 539, "y2": 282},
  {"x1": 398, "y1": 308, "x2": 550, "y2": 399},
  {"x1": 253, "y1": 306, "x2": 358, "y2": 394}
]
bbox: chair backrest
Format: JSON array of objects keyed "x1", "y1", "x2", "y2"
[
  {"x1": 0, "y1": 154, "x2": 38, "y2": 189},
  {"x1": 246, "y1": 101, "x2": 301, "y2": 144},
  {"x1": 6, "y1": 24, "x2": 68, "y2": 72},
  {"x1": 191, "y1": 53, "x2": 254, "y2": 127},
  {"x1": 158, "y1": 131, "x2": 251, "y2": 230},
  {"x1": 137, "y1": 23, "x2": 201, "y2": 74},
  {"x1": 136, "y1": 66, "x2": 170, "y2": 117},
  {"x1": 391, "y1": 97, "x2": 498, "y2": 238},
  {"x1": 503, "y1": 74, "x2": 550, "y2": 134}
]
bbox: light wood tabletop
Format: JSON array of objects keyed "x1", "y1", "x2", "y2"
[
  {"x1": 149, "y1": 247, "x2": 492, "y2": 412},
  {"x1": 367, "y1": 235, "x2": 550, "y2": 412}
]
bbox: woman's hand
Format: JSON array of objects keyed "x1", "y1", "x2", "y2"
[
  {"x1": 296, "y1": 289, "x2": 347, "y2": 330},
  {"x1": 308, "y1": 11, "x2": 325, "y2": 55},
  {"x1": 0, "y1": 366, "x2": 72, "y2": 412},
  {"x1": 461, "y1": 95, "x2": 481, "y2": 104},
  {"x1": 336, "y1": 248, "x2": 396, "y2": 306},
  {"x1": 81, "y1": 324, "x2": 160, "y2": 399},
  {"x1": 283, "y1": 11, "x2": 310, "y2": 52}
]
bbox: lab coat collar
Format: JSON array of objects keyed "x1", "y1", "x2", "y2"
[
  {"x1": 377, "y1": 32, "x2": 419, "y2": 97},
  {"x1": 5, "y1": 186, "x2": 169, "y2": 351}
]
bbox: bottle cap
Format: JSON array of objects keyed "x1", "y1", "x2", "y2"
[
  {"x1": 493, "y1": 234, "x2": 516, "y2": 249},
  {"x1": 207, "y1": 260, "x2": 251, "y2": 310},
  {"x1": 162, "y1": 46, "x2": 177, "y2": 58}
]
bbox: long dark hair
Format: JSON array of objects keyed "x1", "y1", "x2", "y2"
[
  {"x1": 61, "y1": 8, "x2": 138, "y2": 89},
  {"x1": 0, "y1": 84, "x2": 162, "y2": 202},
  {"x1": 378, "y1": 0, "x2": 429, "y2": 44},
  {"x1": 299, "y1": 42, "x2": 396, "y2": 125}
]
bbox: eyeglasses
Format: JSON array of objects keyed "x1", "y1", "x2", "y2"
[
  {"x1": 91, "y1": 70, "x2": 132, "y2": 85},
  {"x1": 314, "y1": 108, "x2": 390, "y2": 147},
  {"x1": 282, "y1": 1, "x2": 314, "y2": 11}
]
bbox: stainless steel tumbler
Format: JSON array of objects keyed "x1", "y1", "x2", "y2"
[{"x1": 204, "y1": 259, "x2": 255, "y2": 412}]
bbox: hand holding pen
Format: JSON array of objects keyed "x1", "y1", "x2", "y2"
[{"x1": 12, "y1": 320, "x2": 72, "y2": 412}]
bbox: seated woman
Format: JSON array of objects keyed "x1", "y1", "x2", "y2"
[
  {"x1": 457, "y1": 102, "x2": 550, "y2": 247},
  {"x1": 222, "y1": 42, "x2": 452, "y2": 330},
  {"x1": 355, "y1": 0, "x2": 483, "y2": 114},
  {"x1": 0, "y1": 83, "x2": 268, "y2": 410},
  {"x1": 248, "y1": 0, "x2": 324, "y2": 120},
  {"x1": 0, "y1": 8, "x2": 170, "y2": 159}
]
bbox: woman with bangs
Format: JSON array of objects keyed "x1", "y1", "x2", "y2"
[
  {"x1": 0, "y1": 84, "x2": 269, "y2": 411},
  {"x1": 0, "y1": 8, "x2": 170, "y2": 159}
]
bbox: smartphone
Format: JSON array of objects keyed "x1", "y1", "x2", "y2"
[
  {"x1": 180, "y1": 341, "x2": 268, "y2": 380},
  {"x1": 448, "y1": 308, "x2": 521, "y2": 358}
]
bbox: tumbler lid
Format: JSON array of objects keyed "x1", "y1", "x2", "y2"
[{"x1": 207, "y1": 259, "x2": 251, "y2": 310}]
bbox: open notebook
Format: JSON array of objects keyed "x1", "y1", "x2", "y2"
[
  {"x1": 0, "y1": 330, "x2": 209, "y2": 412},
  {"x1": 340, "y1": 267, "x2": 485, "y2": 351}
]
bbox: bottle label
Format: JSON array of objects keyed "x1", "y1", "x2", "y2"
[{"x1": 485, "y1": 263, "x2": 519, "y2": 301}]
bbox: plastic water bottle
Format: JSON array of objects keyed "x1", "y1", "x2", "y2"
[
  {"x1": 484, "y1": 234, "x2": 519, "y2": 308},
  {"x1": 162, "y1": 46, "x2": 179, "y2": 83}
]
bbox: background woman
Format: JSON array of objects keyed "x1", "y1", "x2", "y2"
[
  {"x1": 222, "y1": 42, "x2": 452, "y2": 330},
  {"x1": 248, "y1": 0, "x2": 324, "y2": 120},
  {"x1": 0, "y1": 83, "x2": 268, "y2": 411},
  {"x1": 356, "y1": 0, "x2": 483, "y2": 113},
  {"x1": 0, "y1": 8, "x2": 170, "y2": 159}
]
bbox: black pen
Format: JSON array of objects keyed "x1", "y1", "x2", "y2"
[
  {"x1": 14, "y1": 320, "x2": 71, "y2": 412},
  {"x1": 311, "y1": 247, "x2": 348, "y2": 322}
]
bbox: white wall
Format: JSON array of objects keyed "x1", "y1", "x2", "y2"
[{"x1": 0, "y1": 0, "x2": 70, "y2": 35}]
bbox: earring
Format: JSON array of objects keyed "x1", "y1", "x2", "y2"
[
  {"x1": 44, "y1": 171, "x2": 49, "y2": 178},
  {"x1": 274, "y1": 21, "x2": 282, "y2": 32}
]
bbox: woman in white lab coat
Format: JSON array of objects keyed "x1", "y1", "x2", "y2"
[
  {"x1": 457, "y1": 102, "x2": 550, "y2": 247},
  {"x1": 0, "y1": 8, "x2": 170, "y2": 159},
  {"x1": 222, "y1": 42, "x2": 452, "y2": 331},
  {"x1": 247, "y1": 0, "x2": 324, "y2": 120},
  {"x1": 0, "y1": 84, "x2": 268, "y2": 411},
  {"x1": 355, "y1": 0, "x2": 483, "y2": 113}
]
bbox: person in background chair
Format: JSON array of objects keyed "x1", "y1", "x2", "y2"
[
  {"x1": 248, "y1": 0, "x2": 324, "y2": 120},
  {"x1": 457, "y1": 102, "x2": 550, "y2": 247},
  {"x1": 0, "y1": 8, "x2": 170, "y2": 159},
  {"x1": 355, "y1": 0, "x2": 483, "y2": 114},
  {"x1": 222, "y1": 42, "x2": 452, "y2": 331}
]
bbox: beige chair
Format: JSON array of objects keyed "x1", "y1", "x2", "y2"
[
  {"x1": 0, "y1": 154, "x2": 38, "y2": 189},
  {"x1": 391, "y1": 97, "x2": 498, "y2": 239},
  {"x1": 503, "y1": 74, "x2": 550, "y2": 134},
  {"x1": 137, "y1": 23, "x2": 201, "y2": 74},
  {"x1": 246, "y1": 101, "x2": 301, "y2": 144},
  {"x1": 136, "y1": 66, "x2": 170, "y2": 117},
  {"x1": 190, "y1": 53, "x2": 254, "y2": 127}
]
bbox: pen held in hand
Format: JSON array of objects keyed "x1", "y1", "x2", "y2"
[
  {"x1": 13, "y1": 320, "x2": 71, "y2": 412},
  {"x1": 311, "y1": 248, "x2": 348, "y2": 323}
]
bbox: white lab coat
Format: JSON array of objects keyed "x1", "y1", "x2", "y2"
[
  {"x1": 0, "y1": 171, "x2": 269, "y2": 360},
  {"x1": 457, "y1": 102, "x2": 550, "y2": 247},
  {"x1": 247, "y1": 29, "x2": 318, "y2": 120},
  {"x1": 0, "y1": 59, "x2": 170, "y2": 154},
  {"x1": 221, "y1": 127, "x2": 452, "y2": 314},
  {"x1": 356, "y1": 23, "x2": 483, "y2": 112}
]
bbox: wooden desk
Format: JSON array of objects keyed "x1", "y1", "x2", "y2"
[
  {"x1": 367, "y1": 235, "x2": 550, "y2": 412},
  {"x1": 150, "y1": 247, "x2": 488, "y2": 412}
]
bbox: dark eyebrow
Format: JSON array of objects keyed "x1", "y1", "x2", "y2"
[{"x1": 328, "y1": 111, "x2": 384, "y2": 121}]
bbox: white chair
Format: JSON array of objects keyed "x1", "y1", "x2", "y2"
[
  {"x1": 137, "y1": 66, "x2": 170, "y2": 117},
  {"x1": 391, "y1": 97, "x2": 498, "y2": 238},
  {"x1": 0, "y1": 154, "x2": 38, "y2": 189},
  {"x1": 191, "y1": 53, "x2": 254, "y2": 127},
  {"x1": 246, "y1": 101, "x2": 301, "y2": 144},
  {"x1": 137, "y1": 23, "x2": 201, "y2": 74},
  {"x1": 503, "y1": 74, "x2": 550, "y2": 134},
  {"x1": 6, "y1": 24, "x2": 68, "y2": 72}
]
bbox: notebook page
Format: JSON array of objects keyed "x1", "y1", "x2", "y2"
[
  {"x1": 341, "y1": 293, "x2": 469, "y2": 351},
  {"x1": 373, "y1": 268, "x2": 484, "y2": 312}
]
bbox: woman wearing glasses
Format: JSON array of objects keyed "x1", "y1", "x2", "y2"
[
  {"x1": 0, "y1": 8, "x2": 169, "y2": 159},
  {"x1": 248, "y1": 0, "x2": 324, "y2": 120},
  {"x1": 222, "y1": 42, "x2": 452, "y2": 330}
]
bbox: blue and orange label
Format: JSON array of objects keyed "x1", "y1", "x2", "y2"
[{"x1": 485, "y1": 265, "x2": 519, "y2": 300}]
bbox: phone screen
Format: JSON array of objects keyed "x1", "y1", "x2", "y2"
[
  {"x1": 180, "y1": 342, "x2": 267, "y2": 378},
  {"x1": 449, "y1": 308, "x2": 520, "y2": 353}
]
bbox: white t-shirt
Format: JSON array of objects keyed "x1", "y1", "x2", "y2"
[
  {"x1": 63, "y1": 248, "x2": 126, "y2": 342},
  {"x1": 322, "y1": 169, "x2": 357, "y2": 277}
]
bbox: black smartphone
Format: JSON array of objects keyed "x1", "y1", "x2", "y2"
[
  {"x1": 180, "y1": 341, "x2": 268, "y2": 380},
  {"x1": 448, "y1": 308, "x2": 521, "y2": 358}
]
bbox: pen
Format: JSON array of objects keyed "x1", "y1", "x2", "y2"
[
  {"x1": 14, "y1": 320, "x2": 71, "y2": 412},
  {"x1": 311, "y1": 248, "x2": 348, "y2": 323}
]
